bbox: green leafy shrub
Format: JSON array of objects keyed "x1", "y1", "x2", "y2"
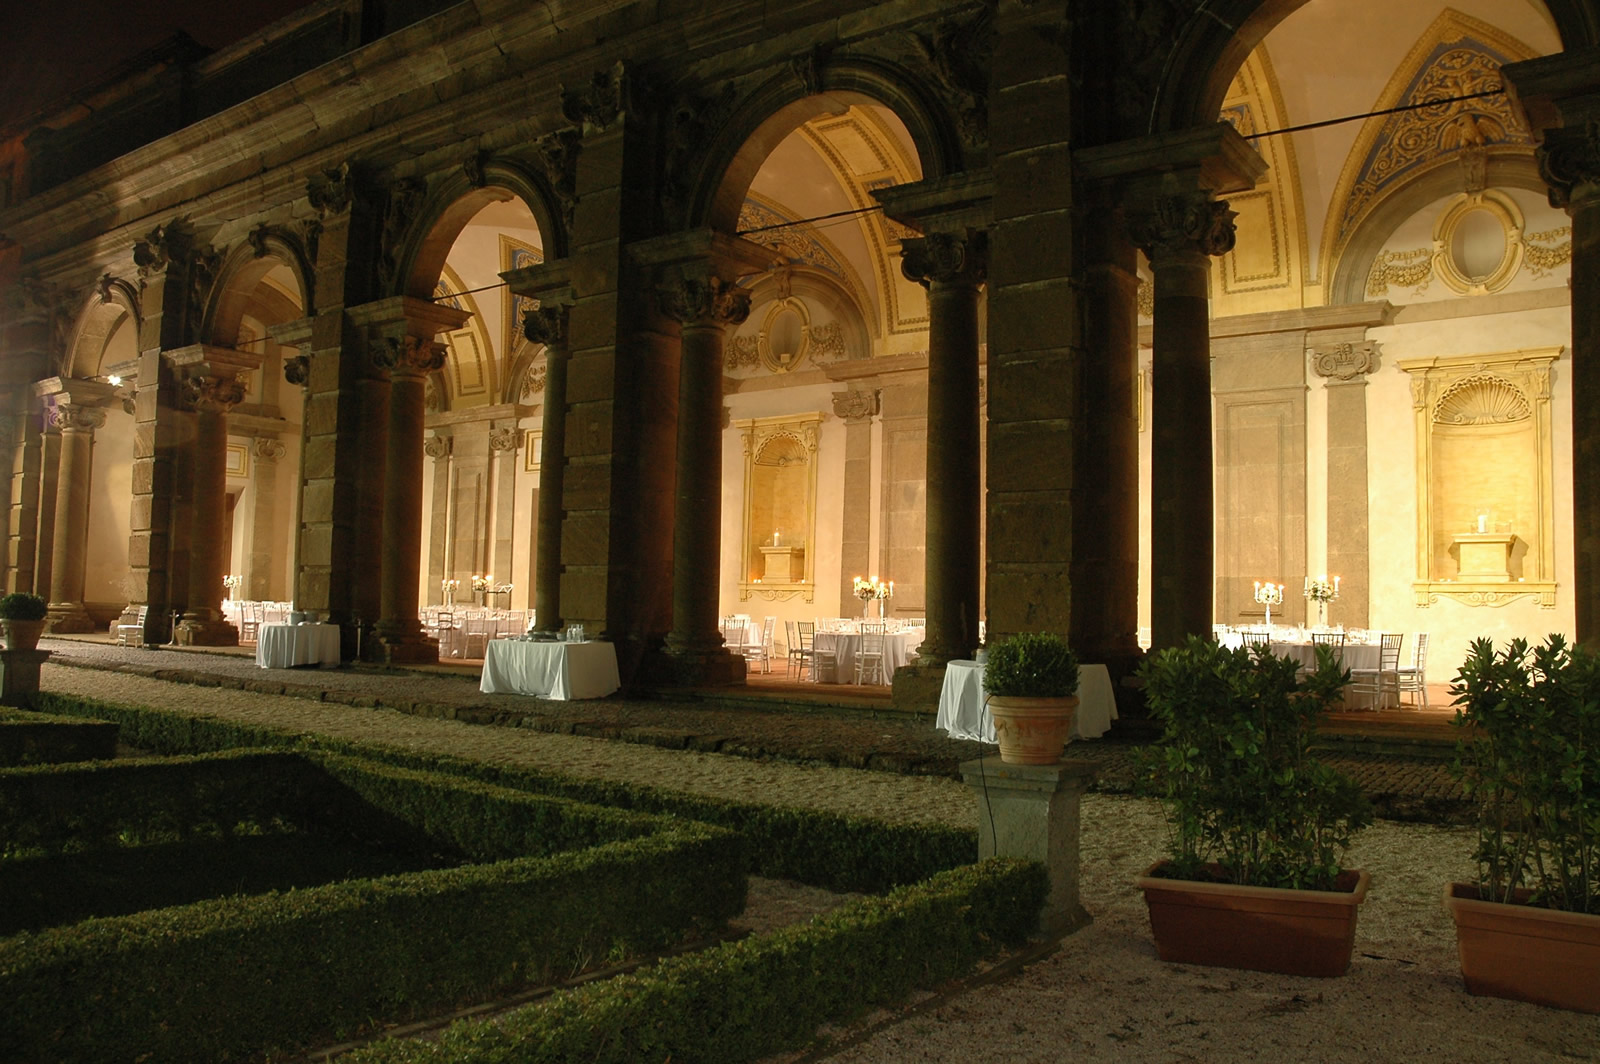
[
  {"x1": 32, "y1": 692, "x2": 978, "y2": 893},
  {"x1": 1450, "y1": 634, "x2": 1600, "y2": 913},
  {"x1": 983, "y1": 631, "x2": 1079, "y2": 697},
  {"x1": 0, "y1": 592, "x2": 47, "y2": 620},
  {"x1": 0, "y1": 708, "x2": 117, "y2": 766},
  {"x1": 338, "y1": 857, "x2": 1048, "y2": 1064},
  {"x1": 1136, "y1": 636, "x2": 1371, "y2": 890}
]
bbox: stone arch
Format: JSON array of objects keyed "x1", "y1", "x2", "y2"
[
  {"x1": 1142, "y1": 0, "x2": 1595, "y2": 138},
  {"x1": 685, "y1": 58, "x2": 960, "y2": 235},
  {"x1": 203, "y1": 235, "x2": 310, "y2": 347},
  {"x1": 1327, "y1": 155, "x2": 1547, "y2": 304},
  {"x1": 395, "y1": 157, "x2": 563, "y2": 302},
  {"x1": 63, "y1": 276, "x2": 140, "y2": 380}
]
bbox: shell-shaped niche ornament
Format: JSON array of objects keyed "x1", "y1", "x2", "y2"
[{"x1": 1434, "y1": 374, "x2": 1530, "y2": 426}]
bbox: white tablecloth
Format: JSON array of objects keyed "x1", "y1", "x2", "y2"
[
  {"x1": 255, "y1": 623, "x2": 341, "y2": 668},
  {"x1": 1218, "y1": 634, "x2": 1381, "y2": 672},
  {"x1": 936, "y1": 661, "x2": 1118, "y2": 742},
  {"x1": 812, "y1": 628, "x2": 924, "y2": 684},
  {"x1": 479, "y1": 640, "x2": 620, "y2": 700}
]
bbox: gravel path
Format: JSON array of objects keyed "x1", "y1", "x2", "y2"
[{"x1": 35, "y1": 655, "x2": 1587, "y2": 1063}]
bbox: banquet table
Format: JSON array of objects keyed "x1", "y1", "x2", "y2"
[
  {"x1": 479, "y1": 639, "x2": 620, "y2": 700},
  {"x1": 1217, "y1": 633, "x2": 1382, "y2": 672},
  {"x1": 936, "y1": 661, "x2": 1118, "y2": 742},
  {"x1": 255, "y1": 623, "x2": 342, "y2": 668},
  {"x1": 812, "y1": 627, "x2": 925, "y2": 684}
]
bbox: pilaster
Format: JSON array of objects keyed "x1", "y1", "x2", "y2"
[
  {"x1": 831, "y1": 388, "x2": 879, "y2": 613},
  {"x1": 1312, "y1": 341, "x2": 1380, "y2": 629},
  {"x1": 32, "y1": 378, "x2": 117, "y2": 632}
]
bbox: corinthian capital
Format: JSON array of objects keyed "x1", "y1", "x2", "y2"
[
  {"x1": 372, "y1": 336, "x2": 447, "y2": 378},
  {"x1": 523, "y1": 303, "x2": 570, "y2": 348},
  {"x1": 900, "y1": 231, "x2": 987, "y2": 288},
  {"x1": 1126, "y1": 194, "x2": 1237, "y2": 260},
  {"x1": 284, "y1": 354, "x2": 311, "y2": 387},
  {"x1": 1311, "y1": 342, "x2": 1380, "y2": 382},
  {"x1": 1536, "y1": 123, "x2": 1600, "y2": 211},
  {"x1": 659, "y1": 276, "x2": 750, "y2": 329}
]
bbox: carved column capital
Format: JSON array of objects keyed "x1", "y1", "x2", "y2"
[
  {"x1": 424, "y1": 434, "x2": 452, "y2": 459},
  {"x1": 372, "y1": 336, "x2": 447, "y2": 379},
  {"x1": 560, "y1": 61, "x2": 631, "y2": 135},
  {"x1": 251, "y1": 437, "x2": 287, "y2": 461},
  {"x1": 1126, "y1": 194, "x2": 1237, "y2": 260},
  {"x1": 831, "y1": 389, "x2": 880, "y2": 424},
  {"x1": 522, "y1": 303, "x2": 570, "y2": 348},
  {"x1": 184, "y1": 374, "x2": 248, "y2": 413},
  {"x1": 49, "y1": 403, "x2": 109, "y2": 434},
  {"x1": 306, "y1": 162, "x2": 354, "y2": 217},
  {"x1": 900, "y1": 230, "x2": 988, "y2": 288},
  {"x1": 1312, "y1": 341, "x2": 1380, "y2": 383},
  {"x1": 659, "y1": 276, "x2": 751, "y2": 329},
  {"x1": 1536, "y1": 123, "x2": 1600, "y2": 211},
  {"x1": 489, "y1": 426, "x2": 520, "y2": 453}
]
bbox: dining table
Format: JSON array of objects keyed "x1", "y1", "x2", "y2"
[
  {"x1": 1217, "y1": 632, "x2": 1382, "y2": 672},
  {"x1": 479, "y1": 638, "x2": 621, "y2": 700},
  {"x1": 936, "y1": 661, "x2": 1119, "y2": 742},
  {"x1": 255, "y1": 622, "x2": 342, "y2": 668},
  {"x1": 811, "y1": 626, "x2": 925, "y2": 684}
]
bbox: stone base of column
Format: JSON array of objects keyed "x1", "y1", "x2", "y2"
[
  {"x1": 891, "y1": 660, "x2": 949, "y2": 715},
  {"x1": 960, "y1": 755, "x2": 1099, "y2": 939},
  {"x1": 372, "y1": 626, "x2": 440, "y2": 666},
  {"x1": 0, "y1": 648, "x2": 52, "y2": 707},
  {"x1": 175, "y1": 618, "x2": 240, "y2": 647},
  {"x1": 44, "y1": 604, "x2": 96, "y2": 634},
  {"x1": 662, "y1": 644, "x2": 747, "y2": 687}
]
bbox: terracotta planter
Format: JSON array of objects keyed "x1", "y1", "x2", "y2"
[
  {"x1": 1, "y1": 618, "x2": 45, "y2": 652},
  {"x1": 1444, "y1": 883, "x2": 1600, "y2": 1013},
  {"x1": 1136, "y1": 861, "x2": 1370, "y2": 977},
  {"x1": 987, "y1": 694, "x2": 1078, "y2": 765}
]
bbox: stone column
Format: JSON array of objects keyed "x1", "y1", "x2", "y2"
[
  {"x1": 34, "y1": 379, "x2": 116, "y2": 632},
  {"x1": 167, "y1": 347, "x2": 258, "y2": 646},
  {"x1": 525, "y1": 303, "x2": 571, "y2": 633},
  {"x1": 425, "y1": 434, "x2": 452, "y2": 605},
  {"x1": 901, "y1": 231, "x2": 986, "y2": 666},
  {"x1": 247, "y1": 437, "x2": 288, "y2": 601},
  {"x1": 372, "y1": 335, "x2": 448, "y2": 663},
  {"x1": 832, "y1": 388, "x2": 879, "y2": 611},
  {"x1": 32, "y1": 416, "x2": 60, "y2": 604},
  {"x1": 660, "y1": 275, "x2": 750, "y2": 684},
  {"x1": 1313, "y1": 342, "x2": 1378, "y2": 629},
  {"x1": 1538, "y1": 128, "x2": 1600, "y2": 647},
  {"x1": 1128, "y1": 193, "x2": 1238, "y2": 650}
]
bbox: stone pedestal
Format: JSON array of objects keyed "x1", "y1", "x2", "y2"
[
  {"x1": 1454, "y1": 532, "x2": 1517, "y2": 581},
  {"x1": 960, "y1": 755, "x2": 1099, "y2": 938},
  {"x1": 759, "y1": 545, "x2": 805, "y2": 582},
  {"x1": 0, "y1": 648, "x2": 51, "y2": 707}
]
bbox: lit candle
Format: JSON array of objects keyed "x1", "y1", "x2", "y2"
[
  {"x1": 1254, "y1": 581, "x2": 1261, "y2": 593},
  {"x1": 773, "y1": 531, "x2": 779, "y2": 546},
  {"x1": 1477, "y1": 513, "x2": 1487, "y2": 533},
  {"x1": 1333, "y1": 576, "x2": 1340, "y2": 593}
]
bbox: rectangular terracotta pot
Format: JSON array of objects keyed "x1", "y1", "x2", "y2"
[
  {"x1": 1444, "y1": 883, "x2": 1600, "y2": 1013},
  {"x1": 1136, "y1": 861, "x2": 1370, "y2": 977}
]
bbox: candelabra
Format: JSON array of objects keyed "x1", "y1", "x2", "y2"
[
  {"x1": 222, "y1": 574, "x2": 242, "y2": 600},
  {"x1": 1304, "y1": 575, "x2": 1340, "y2": 628},
  {"x1": 1252, "y1": 580, "x2": 1283, "y2": 629},
  {"x1": 852, "y1": 575, "x2": 894, "y2": 620},
  {"x1": 441, "y1": 578, "x2": 459, "y2": 605}
]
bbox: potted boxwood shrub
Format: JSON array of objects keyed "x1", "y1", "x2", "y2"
[
  {"x1": 982, "y1": 631, "x2": 1080, "y2": 764},
  {"x1": 0, "y1": 593, "x2": 49, "y2": 651},
  {"x1": 1444, "y1": 634, "x2": 1600, "y2": 1013},
  {"x1": 1134, "y1": 636, "x2": 1373, "y2": 977}
]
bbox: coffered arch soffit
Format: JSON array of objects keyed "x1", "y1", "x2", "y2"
[
  {"x1": 687, "y1": 58, "x2": 956, "y2": 237},
  {"x1": 430, "y1": 265, "x2": 497, "y2": 414},
  {"x1": 203, "y1": 238, "x2": 310, "y2": 350},
  {"x1": 1213, "y1": 47, "x2": 1309, "y2": 307},
  {"x1": 1139, "y1": 0, "x2": 1592, "y2": 139},
  {"x1": 1318, "y1": 12, "x2": 1540, "y2": 292}
]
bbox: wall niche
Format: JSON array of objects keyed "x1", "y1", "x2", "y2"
[
  {"x1": 1399, "y1": 349, "x2": 1559, "y2": 608},
  {"x1": 736, "y1": 413, "x2": 823, "y2": 603}
]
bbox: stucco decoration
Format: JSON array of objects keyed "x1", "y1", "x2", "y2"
[{"x1": 1399, "y1": 349, "x2": 1560, "y2": 609}]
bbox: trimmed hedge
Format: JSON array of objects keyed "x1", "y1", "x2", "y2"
[
  {"x1": 0, "y1": 750, "x2": 746, "y2": 1064},
  {"x1": 340, "y1": 857, "x2": 1050, "y2": 1064},
  {"x1": 0, "y1": 708, "x2": 118, "y2": 766},
  {"x1": 33, "y1": 691, "x2": 979, "y2": 892}
]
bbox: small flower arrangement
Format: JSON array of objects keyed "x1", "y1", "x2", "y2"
[
  {"x1": 441, "y1": 578, "x2": 460, "y2": 594},
  {"x1": 852, "y1": 576, "x2": 893, "y2": 601},
  {"x1": 222, "y1": 574, "x2": 243, "y2": 595},
  {"x1": 1304, "y1": 576, "x2": 1340, "y2": 604}
]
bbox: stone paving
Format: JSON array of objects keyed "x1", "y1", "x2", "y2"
[{"x1": 34, "y1": 635, "x2": 1469, "y2": 821}]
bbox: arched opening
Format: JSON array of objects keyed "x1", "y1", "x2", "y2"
[{"x1": 407, "y1": 190, "x2": 547, "y2": 658}]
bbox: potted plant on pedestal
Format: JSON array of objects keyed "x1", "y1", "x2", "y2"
[
  {"x1": 1135, "y1": 636, "x2": 1373, "y2": 976},
  {"x1": 0, "y1": 593, "x2": 49, "y2": 651},
  {"x1": 1444, "y1": 635, "x2": 1600, "y2": 1013},
  {"x1": 982, "y1": 631, "x2": 1080, "y2": 765}
]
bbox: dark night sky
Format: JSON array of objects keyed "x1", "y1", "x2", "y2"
[{"x1": 1, "y1": 0, "x2": 309, "y2": 130}]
